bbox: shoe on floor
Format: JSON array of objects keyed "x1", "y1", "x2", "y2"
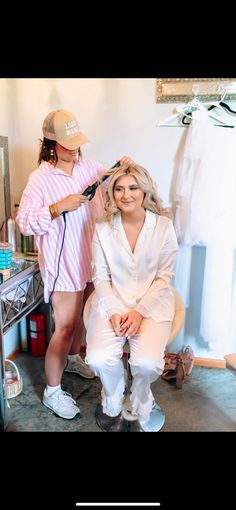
[
  {"x1": 95, "y1": 403, "x2": 129, "y2": 432},
  {"x1": 64, "y1": 354, "x2": 95, "y2": 379},
  {"x1": 42, "y1": 388, "x2": 80, "y2": 419}
]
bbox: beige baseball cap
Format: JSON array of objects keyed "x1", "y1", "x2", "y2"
[{"x1": 42, "y1": 109, "x2": 90, "y2": 150}]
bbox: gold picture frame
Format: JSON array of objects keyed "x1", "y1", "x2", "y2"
[{"x1": 156, "y1": 78, "x2": 236, "y2": 103}]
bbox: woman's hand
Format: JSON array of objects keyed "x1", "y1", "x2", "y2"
[
  {"x1": 118, "y1": 310, "x2": 144, "y2": 338},
  {"x1": 118, "y1": 156, "x2": 134, "y2": 167},
  {"x1": 56, "y1": 194, "x2": 88, "y2": 214},
  {"x1": 102, "y1": 156, "x2": 135, "y2": 179},
  {"x1": 110, "y1": 314, "x2": 124, "y2": 336}
]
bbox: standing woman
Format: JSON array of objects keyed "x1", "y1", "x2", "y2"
[
  {"x1": 86, "y1": 164, "x2": 179, "y2": 431},
  {"x1": 16, "y1": 109, "x2": 133, "y2": 419}
]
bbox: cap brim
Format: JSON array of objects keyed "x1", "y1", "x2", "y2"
[{"x1": 58, "y1": 132, "x2": 90, "y2": 150}]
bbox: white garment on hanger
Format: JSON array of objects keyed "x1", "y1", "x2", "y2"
[
  {"x1": 172, "y1": 108, "x2": 236, "y2": 353},
  {"x1": 174, "y1": 108, "x2": 236, "y2": 248}
]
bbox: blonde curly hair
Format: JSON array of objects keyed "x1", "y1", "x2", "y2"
[{"x1": 98, "y1": 163, "x2": 172, "y2": 224}]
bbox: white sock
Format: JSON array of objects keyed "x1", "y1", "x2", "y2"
[
  {"x1": 68, "y1": 353, "x2": 80, "y2": 362},
  {"x1": 46, "y1": 384, "x2": 61, "y2": 396}
]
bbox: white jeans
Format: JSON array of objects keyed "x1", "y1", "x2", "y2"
[{"x1": 86, "y1": 308, "x2": 172, "y2": 421}]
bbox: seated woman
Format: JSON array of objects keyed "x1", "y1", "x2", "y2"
[{"x1": 85, "y1": 163, "x2": 179, "y2": 432}]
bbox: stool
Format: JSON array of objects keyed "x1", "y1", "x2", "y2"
[{"x1": 83, "y1": 287, "x2": 185, "y2": 432}]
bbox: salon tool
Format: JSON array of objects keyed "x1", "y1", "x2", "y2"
[
  {"x1": 62, "y1": 161, "x2": 121, "y2": 217},
  {"x1": 7, "y1": 216, "x2": 17, "y2": 252},
  {"x1": 82, "y1": 161, "x2": 121, "y2": 200}
]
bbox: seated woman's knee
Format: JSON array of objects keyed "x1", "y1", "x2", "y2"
[
  {"x1": 86, "y1": 350, "x2": 107, "y2": 373},
  {"x1": 131, "y1": 356, "x2": 164, "y2": 378},
  {"x1": 87, "y1": 349, "x2": 119, "y2": 374}
]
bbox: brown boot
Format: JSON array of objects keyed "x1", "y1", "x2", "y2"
[
  {"x1": 161, "y1": 346, "x2": 194, "y2": 389},
  {"x1": 162, "y1": 361, "x2": 186, "y2": 390},
  {"x1": 175, "y1": 359, "x2": 186, "y2": 389},
  {"x1": 178, "y1": 345, "x2": 194, "y2": 375}
]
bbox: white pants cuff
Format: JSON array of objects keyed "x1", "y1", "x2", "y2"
[{"x1": 101, "y1": 378, "x2": 125, "y2": 417}]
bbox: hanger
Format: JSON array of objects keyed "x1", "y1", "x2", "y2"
[
  {"x1": 200, "y1": 88, "x2": 236, "y2": 123},
  {"x1": 219, "y1": 101, "x2": 236, "y2": 114},
  {"x1": 158, "y1": 95, "x2": 235, "y2": 128},
  {"x1": 185, "y1": 98, "x2": 235, "y2": 126},
  {"x1": 208, "y1": 101, "x2": 236, "y2": 115},
  {"x1": 157, "y1": 109, "x2": 182, "y2": 127},
  {"x1": 157, "y1": 103, "x2": 195, "y2": 127}
]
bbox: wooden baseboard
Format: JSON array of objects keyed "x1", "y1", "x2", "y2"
[
  {"x1": 5, "y1": 348, "x2": 21, "y2": 361},
  {"x1": 194, "y1": 357, "x2": 226, "y2": 369}
]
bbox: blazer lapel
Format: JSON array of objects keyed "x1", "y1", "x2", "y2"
[
  {"x1": 112, "y1": 210, "x2": 156, "y2": 256},
  {"x1": 134, "y1": 210, "x2": 156, "y2": 253},
  {"x1": 113, "y1": 213, "x2": 132, "y2": 256}
]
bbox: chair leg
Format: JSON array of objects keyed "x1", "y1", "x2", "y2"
[
  {"x1": 122, "y1": 353, "x2": 139, "y2": 422},
  {"x1": 122, "y1": 353, "x2": 165, "y2": 431},
  {"x1": 124, "y1": 352, "x2": 132, "y2": 394}
]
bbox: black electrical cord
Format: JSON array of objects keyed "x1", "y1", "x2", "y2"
[{"x1": 49, "y1": 212, "x2": 67, "y2": 307}]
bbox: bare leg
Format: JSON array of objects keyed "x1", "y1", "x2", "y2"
[
  {"x1": 45, "y1": 291, "x2": 84, "y2": 386},
  {"x1": 69, "y1": 282, "x2": 94, "y2": 355}
]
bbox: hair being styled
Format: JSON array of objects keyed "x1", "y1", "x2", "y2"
[
  {"x1": 98, "y1": 163, "x2": 172, "y2": 224},
  {"x1": 38, "y1": 138, "x2": 82, "y2": 165}
]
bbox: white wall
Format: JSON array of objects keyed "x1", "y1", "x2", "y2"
[
  {"x1": 1, "y1": 78, "x2": 235, "y2": 360},
  {"x1": 11, "y1": 78, "x2": 182, "y2": 207}
]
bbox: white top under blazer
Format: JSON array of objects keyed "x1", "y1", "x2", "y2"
[{"x1": 91, "y1": 210, "x2": 179, "y2": 323}]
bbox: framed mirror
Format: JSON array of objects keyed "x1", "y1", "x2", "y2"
[
  {"x1": 156, "y1": 78, "x2": 236, "y2": 103},
  {"x1": 0, "y1": 136, "x2": 11, "y2": 237}
]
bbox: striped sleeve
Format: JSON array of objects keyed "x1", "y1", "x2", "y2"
[{"x1": 16, "y1": 173, "x2": 52, "y2": 236}]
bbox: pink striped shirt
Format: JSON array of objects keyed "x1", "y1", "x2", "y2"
[{"x1": 16, "y1": 158, "x2": 105, "y2": 302}]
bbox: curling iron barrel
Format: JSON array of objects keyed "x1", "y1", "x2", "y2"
[
  {"x1": 82, "y1": 161, "x2": 120, "y2": 200},
  {"x1": 62, "y1": 161, "x2": 121, "y2": 218}
]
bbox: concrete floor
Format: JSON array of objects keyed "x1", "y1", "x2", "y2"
[{"x1": 5, "y1": 352, "x2": 236, "y2": 432}]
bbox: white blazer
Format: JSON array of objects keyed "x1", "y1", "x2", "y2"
[{"x1": 91, "y1": 210, "x2": 179, "y2": 323}]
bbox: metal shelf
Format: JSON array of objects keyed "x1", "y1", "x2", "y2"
[{"x1": 0, "y1": 258, "x2": 44, "y2": 430}]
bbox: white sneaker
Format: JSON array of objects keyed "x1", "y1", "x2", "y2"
[
  {"x1": 42, "y1": 388, "x2": 80, "y2": 419},
  {"x1": 64, "y1": 354, "x2": 95, "y2": 379}
]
